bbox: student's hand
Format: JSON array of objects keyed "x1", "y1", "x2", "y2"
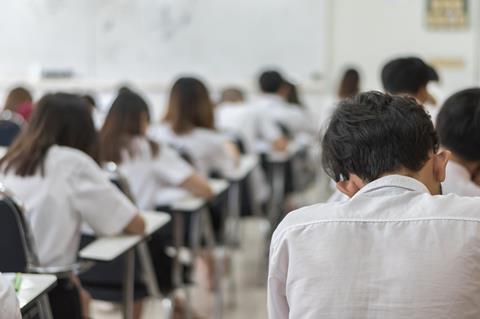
[
  {"x1": 181, "y1": 173, "x2": 214, "y2": 200},
  {"x1": 224, "y1": 141, "x2": 241, "y2": 166},
  {"x1": 124, "y1": 214, "x2": 146, "y2": 235},
  {"x1": 272, "y1": 138, "x2": 288, "y2": 152}
]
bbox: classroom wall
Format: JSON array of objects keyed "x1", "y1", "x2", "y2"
[{"x1": 328, "y1": 0, "x2": 480, "y2": 97}]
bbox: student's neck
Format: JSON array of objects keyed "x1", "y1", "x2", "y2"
[{"x1": 449, "y1": 154, "x2": 478, "y2": 175}]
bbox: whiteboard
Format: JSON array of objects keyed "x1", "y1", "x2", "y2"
[{"x1": 0, "y1": 0, "x2": 327, "y2": 84}]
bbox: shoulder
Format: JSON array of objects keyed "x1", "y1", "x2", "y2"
[
  {"x1": 271, "y1": 202, "x2": 338, "y2": 245},
  {"x1": 48, "y1": 145, "x2": 96, "y2": 168}
]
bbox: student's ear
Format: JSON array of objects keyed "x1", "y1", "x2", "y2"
[
  {"x1": 433, "y1": 150, "x2": 450, "y2": 183},
  {"x1": 416, "y1": 86, "x2": 429, "y2": 105},
  {"x1": 336, "y1": 174, "x2": 366, "y2": 198}
]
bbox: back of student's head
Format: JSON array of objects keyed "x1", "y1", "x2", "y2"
[
  {"x1": 258, "y1": 70, "x2": 285, "y2": 93},
  {"x1": 436, "y1": 88, "x2": 480, "y2": 161},
  {"x1": 381, "y1": 57, "x2": 433, "y2": 96},
  {"x1": 283, "y1": 81, "x2": 304, "y2": 107},
  {"x1": 322, "y1": 91, "x2": 438, "y2": 182},
  {"x1": 100, "y1": 90, "x2": 157, "y2": 163},
  {"x1": 338, "y1": 68, "x2": 360, "y2": 99},
  {"x1": 1, "y1": 93, "x2": 97, "y2": 176},
  {"x1": 220, "y1": 87, "x2": 245, "y2": 104},
  {"x1": 4, "y1": 86, "x2": 32, "y2": 112},
  {"x1": 164, "y1": 76, "x2": 214, "y2": 134}
]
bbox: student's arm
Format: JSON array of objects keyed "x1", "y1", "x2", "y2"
[
  {"x1": 124, "y1": 214, "x2": 146, "y2": 235},
  {"x1": 272, "y1": 137, "x2": 288, "y2": 152},
  {"x1": 0, "y1": 274, "x2": 21, "y2": 319},
  {"x1": 224, "y1": 141, "x2": 241, "y2": 166},
  {"x1": 71, "y1": 157, "x2": 144, "y2": 237},
  {"x1": 180, "y1": 172, "x2": 214, "y2": 200},
  {"x1": 268, "y1": 233, "x2": 290, "y2": 319}
]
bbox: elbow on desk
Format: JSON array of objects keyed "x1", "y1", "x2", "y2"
[{"x1": 124, "y1": 214, "x2": 146, "y2": 235}]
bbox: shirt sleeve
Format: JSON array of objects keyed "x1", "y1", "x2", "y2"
[
  {"x1": 153, "y1": 145, "x2": 195, "y2": 186},
  {"x1": 69, "y1": 157, "x2": 138, "y2": 236},
  {"x1": 0, "y1": 274, "x2": 21, "y2": 319},
  {"x1": 268, "y1": 231, "x2": 290, "y2": 319}
]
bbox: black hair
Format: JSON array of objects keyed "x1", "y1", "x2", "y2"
[
  {"x1": 436, "y1": 88, "x2": 480, "y2": 161},
  {"x1": 322, "y1": 91, "x2": 438, "y2": 182},
  {"x1": 381, "y1": 57, "x2": 433, "y2": 95},
  {"x1": 259, "y1": 70, "x2": 284, "y2": 93}
]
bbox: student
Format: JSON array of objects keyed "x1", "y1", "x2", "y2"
[
  {"x1": 436, "y1": 88, "x2": 480, "y2": 196},
  {"x1": 3, "y1": 86, "x2": 34, "y2": 121},
  {"x1": 0, "y1": 273, "x2": 21, "y2": 319},
  {"x1": 0, "y1": 93, "x2": 145, "y2": 318},
  {"x1": 149, "y1": 77, "x2": 239, "y2": 177},
  {"x1": 337, "y1": 68, "x2": 360, "y2": 100},
  {"x1": 216, "y1": 87, "x2": 288, "y2": 154},
  {"x1": 100, "y1": 90, "x2": 213, "y2": 210},
  {"x1": 381, "y1": 56, "x2": 437, "y2": 105},
  {"x1": 255, "y1": 70, "x2": 310, "y2": 138},
  {"x1": 269, "y1": 91, "x2": 480, "y2": 318}
]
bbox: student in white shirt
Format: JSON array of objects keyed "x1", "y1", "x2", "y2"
[
  {"x1": 269, "y1": 91, "x2": 480, "y2": 319},
  {"x1": 436, "y1": 88, "x2": 480, "y2": 196},
  {"x1": 216, "y1": 87, "x2": 287, "y2": 154},
  {"x1": 381, "y1": 56, "x2": 437, "y2": 105},
  {"x1": 0, "y1": 93, "x2": 145, "y2": 319},
  {"x1": 149, "y1": 77, "x2": 239, "y2": 177},
  {"x1": 100, "y1": 90, "x2": 214, "y2": 318},
  {"x1": 0, "y1": 273, "x2": 21, "y2": 319},
  {"x1": 255, "y1": 70, "x2": 310, "y2": 139},
  {"x1": 327, "y1": 58, "x2": 439, "y2": 202},
  {"x1": 100, "y1": 89, "x2": 213, "y2": 210}
]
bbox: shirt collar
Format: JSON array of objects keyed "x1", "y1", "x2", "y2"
[
  {"x1": 446, "y1": 160, "x2": 471, "y2": 181},
  {"x1": 354, "y1": 174, "x2": 431, "y2": 198}
]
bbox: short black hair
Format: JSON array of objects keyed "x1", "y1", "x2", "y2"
[
  {"x1": 259, "y1": 70, "x2": 284, "y2": 93},
  {"x1": 436, "y1": 88, "x2": 480, "y2": 161},
  {"x1": 381, "y1": 57, "x2": 434, "y2": 95},
  {"x1": 322, "y1": 91, "x2": 438, "y2": 182}
]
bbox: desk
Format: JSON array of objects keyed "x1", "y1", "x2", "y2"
[
  {"x1": 4, "y1": 273, "x2": 56, "y2": 318},
  {"x1": 79, "y1": 211, "x2": 170, "y2": 319},
  {"x1": 170, "y1": 178, "x2": 229, "y2": 212}
]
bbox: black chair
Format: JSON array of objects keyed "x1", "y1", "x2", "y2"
[
  {"x1": 0, "y1": 111, "x2": 24, "y2": 147},
  {"x1": 79, "y1": 162, "x2": 174, "y2": 318},
  {"x1": 0, "y1": 185, "x2": 84, "y2": 319}
]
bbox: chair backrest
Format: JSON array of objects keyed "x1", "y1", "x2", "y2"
[{"x1": 0, "y1": 187, "x2": 38, "y2": 272}]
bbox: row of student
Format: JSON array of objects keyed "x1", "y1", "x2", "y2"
[{"x1": 0, "y1": 73, "x2": 312, "y2": 318}]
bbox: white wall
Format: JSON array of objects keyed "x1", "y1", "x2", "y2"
[{"x1": 328, "y1": 0, "x2": 480, "y2": 97}]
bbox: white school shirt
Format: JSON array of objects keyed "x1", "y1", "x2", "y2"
[
  {"x1": 215, "y1": 102, "x2": 284, "y2": 152},
  {"x1": 149, "y1": 124, "x2": 235, "y2": 177},
  {"x1": 255, "y1": 94, "x2": 311, "y2": 137},
  {"x1": 0, "y1": 145, "x2": 137, "y2": 267},
  {"x1": 442, "y1": 160, "x2": 480, "y2": 196},
  {"x1": 0, "y1": 273, "x2": 20, "y2": 319},
  {"x1": 269, "y1": 175, "x2": 480, "y2": 319},
  {"x1": 119, "y1": 137, "x2": 194, "y2": 209}
]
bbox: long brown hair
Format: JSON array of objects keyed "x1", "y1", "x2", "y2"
[
  {"x1": 4, "y1": 87, "x2": 32, "y2": 112},
  {"x1": 100, "y1": 90, "x2": 158, "y2": 164},
  {"x1": 0, "y1": 93, "x2": 98, "y2": 177},
  {"x1": 163, "y1": 77, "x2": 214, "y2": 134},
  {"x1": 338, "y1": 68, "x2": 360, "y2": 99}
]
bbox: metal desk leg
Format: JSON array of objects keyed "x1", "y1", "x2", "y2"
[
  {"x1": 137, "y1": 242, "x2": 161, "y2": 298},
  {"x1": 268, "y1": 162, "x2": 286, "y2": 228},
  {"x1": 122, "y1": 249, "x2": 135, "y2": 319},
  {"x1": 37, "y1": 295, "x2": 53, "y2": 319},
  {"x1": 226, "y1": 182, "x2": 241, "y2": 246}
]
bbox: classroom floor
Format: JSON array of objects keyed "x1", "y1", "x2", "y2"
[{"x1": 91, "y1": 217, "x2": 270, "y2": 319}]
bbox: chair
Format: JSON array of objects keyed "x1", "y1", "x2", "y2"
[
  {"x1": 79, "y1": 162, "x2": 173, "y2": 319},
  {"x1": 0, "y1": 184, "x2": 84, "y2": 319},
  {"x1": 0, "y1": 111, "x2": 24, "y2": 147}
]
